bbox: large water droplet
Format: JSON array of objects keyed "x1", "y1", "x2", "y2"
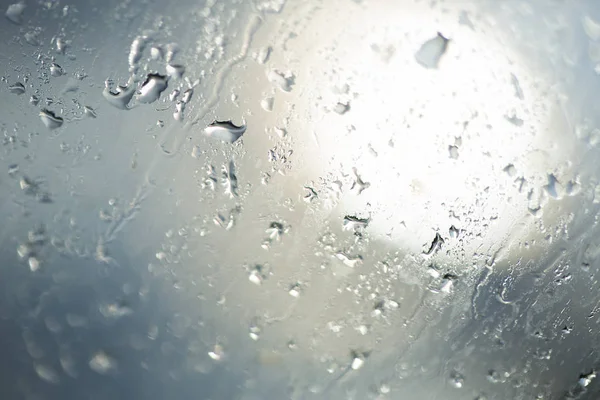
[
  {"x1": 89, "y1": 351, "x2": 117, "y2": 374},
  {"x1": 39, "y1": 108, "x2": 64, "y2": 129},
  {"x1": 103, "y1": 78, "x2": 136, "y2": 110},
  {"x1": 415, "y1": 32, "x2": 449, "y2": 69},
  {"x1": 137, "y1": 73, "x2": 169, "y2": 103},
  {"x1": 9, "y1": 82, "x2": 25, "y2": 95},
  {"x1": 5, "y1": 2, "x2": 26, "y2": 24},
  {"x1": 204, "y1": 120, "x2": 247, "y2": 143}
]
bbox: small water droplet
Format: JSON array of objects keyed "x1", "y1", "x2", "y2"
[
  {"x1": 579, "y1": 371, "x2": 596, "y2": 387},
  {"x1": 415, "y1": 32, "x2": 449, "y2": 69},
  {"x1": 253, "y1": 46, "x2": 272, "y2": 64},
  {"x1": 204, "y1": 120, "x2": 247, "y2": 143},
  {"x1": 137, "y1": 73, "x2": 168, "y2": 103},
  {"x1": 28, "y1": 256, "x2": 40, "y2": 271},
  {"x1": 9, "y1": 82, "x2": 25, "y2": 95},
  {"x1": 89, "y1": 351, "x2": 117, "y2": 374},
  {"x1": 288, "y1": 282, "x2": 302, "y2": 298},
  {"x1": 181, "y1": 88, "x2": 193, "y2": 103},
  {"x1": 5, "y1": 2, "x2": 26, "y2": 24},
  {"x1": 55, "y1": 37, "x2": 68, "y2": 54},
  {"x1": 100, "y1": 302, "x2": 133, "y2": 318},
  {"x1": 424, "y1": 232, "x2": 444, "y2": 256},
  {"x1": 39, "y1": 108, "x2": 64, "y2": 130},
  {"x1": 129, "y1": 36, "x2": 148, "y2": 71}
]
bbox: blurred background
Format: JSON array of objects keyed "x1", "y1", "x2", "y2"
[{"x1": 2, "y1": 0, "x2": 600, "y2": 398}]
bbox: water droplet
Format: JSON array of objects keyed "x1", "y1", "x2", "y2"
[
  {"x1": 449, "y1": 371, "x2": 465, "y2": 388},
  {"x1": 579, "y1": 371, "x2": 596, "y2": 387},
  {"x1": 351, "y1": 168, "x2": 370, "y2": 194},
  {"x1": 261, "y1": 96, "x2": 274, "y2": 111},
  {"x1": 166, "y1": 64, "x2": 185, "y2": 79},
  {"x1": 221, "y1": 160, "x2": 238, "y2": 198},
  {"x1": 5, "y1": 2, "x2": 25, "y2": 24},
  {"x1": 424, "y1": 232, "x2": 444, "y2": 256},
  {"x1": 89, "y1": 351, "x2": 117, "y2": 374},
  {"x1": 248, "y1": 265, "x2": 266, "y2": 285},
  {"x1": 208, "y1": 344, "x2": 225, "y2": 361},
  {"x1": 583, "y1": 16, "x2": 600, "y2": 41},
  {"x1": 415, "y1": 32, "x2": 449, "y2": 69},
  {"x1": 150, "y1": 46, "x2": 163, "y2": 60},
  {"x1": 333, "y1": 102, "x2": 350, "y2": 115},
  {"x1": 267, "y1": 69, "x2": 295, "y2": 92},
  {"x1": 34, "y1": 363, "x2": 60, "y2": 384},
  {"x1": 288, "y1": 282, "x2": 301, "y2": 298},
  {"x1": 511, "y1": 73, "x2": 524, "y2": 100},
  {"x1": 249, "y1": 319, "x2": 262, "y2": 341},
  {"x1": 253, "y1": 46, "x2": 272, "y2": 64},
  {"x1": 99, "y1": 302, "x2": 133, "y2": 318},
  {"x1": 181, "y1": 88, "x2": 193, "y2": 103},
  {"x1": 137, "y1": 73, "x2": 168, "y2": 103},
  {"x1": 103, "y1": 78, "x2": 136, "y2": 110},
  {"x1": 50, "y1": 63, "x2": 64, "y2": 77},
  {"x1": 335, "y1": 252, "x2": 363, "y2": 268},
  {"x1": 29, "y1": 95, "x2": 39, "y2": 105},
  {"x1": 28, "y1": 256, "x2": 40, "y2": 271},
  {"x1": 84, "y1": 106, "x2": 97, "y2": 118},
  {"x1": 449, "y1": 225, "x2": 460, "y2": 239},
  {"x1": 342, "y1": 215, "x2": 369, "y2": 232},
  {"x1": 204, "y1": 120, "x2": 247, "y2": 143},
  {"x1": 379, "y1": 383, "x2": 391, "y2": 394},
  {"x1": 129, "y1": 36, "x2": 149, "y2": 71},
  {"x1": 9, "y1": 82, "x2": 25, "y2": 95},
  {"x1": 448, "y1": 145, "x2": 459, "y2": 159},
  {"x1": 350, "y1": 351, "x2": 368, "y2": 370},
  {"x1": 55, "y1": 37, "x2": 68, "y2": 54},
  {"x1": 39, "y1": 108, "x2": 64, "y2": 129},
  {"x1": 544, "y1": 174, "x2": 564, "y2": 199}
]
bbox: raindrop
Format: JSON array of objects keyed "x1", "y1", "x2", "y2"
[
  {"x1": 50, "y1": 63, "x2": 64, "y2": 77},
  {"x1": 29, "y1": 95, "x2": 39, "y2": 105},
  {"x1": 28, "y1": 256, "x2": 40, "y2": 271},
  {"x1": 288, "y1": 282, "x2": 301, "y2": 298},
  {"x1": 103, "y1": 78, "x2": 136, "y2": 110},
  {"x1": 208, "y1": 344, "x2": 225, "y2": 361},
  {"x1": 342, "y1": 215, "x2": 369, "y2": 232},
  {"x1": 89, "y1": 351, "x2": 117, "y2": 374},
  {"x1": 449, "y1": 225, "x2": 460, "y2": 239},
  {"x1": 56, "y1": 37, "x2": 68, "y2": 54},
  {"x1": 424, "y1": 232, "x2": 444, "y2": 256},
  {"x1": 34, "y1": 363, "x2": 60, "y2": 384},
  {"x1": 204, "y1": 120, "x2": 247, "y2": 143},
  {"x1": 137, "y1": 73, "x2": 169, "y2": 103},
  {"x1": 449, "y1": 371, "x2": 465, "y2": 388},
  {"x1": 99, "y1": 302, "x2": 133, "y2": 318},
  {"x1": 39, "y1": 108, "x2": 64, "y2": 130},
  {"x1": 5, "y1": 2, "x2": 25, "y2": 24},
  {"x1": 261, "y1": 96, "x2": 274, "y2": 112},
  {"x1": 579, "y1": 371, "x2": 596, "y2": 388},
  {"x1": 128, "y1": 36, "x2": 148, "y2": 71},
  {"x1": 267, "y1": 69, "x2": 295, "y2": 92},
  {"x1": 583, "y1": 16, "x2": 600, "y2": 41},
  {"x1": 253, "y1": 46, "x2": 272, "y2": 64},
  {"x1": 84, "y1": 106, "x2": 97, "y2": 118},
  {"x1": 448, "y1": 145, "x2": 459, "y2": 159},
  {"x1": 333, "y1": 102, "x2": 350, "y2": 115},
  {"x1": 181, "y1": 88, "x2": 193, "y2": 103},
  {"x1": 166, "y1": 64, "x2": 185, "y2": 79},
  {"x1": 9, "y1": 82, "x2": 25, "y2": 95},
  {"x1": 415, "y1": 32, "x2": 449, "y2": 69}
]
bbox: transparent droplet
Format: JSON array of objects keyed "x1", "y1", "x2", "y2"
[
  {"x1": 103, "y1": 78, "x2": 136, "y2": 110},
  {"x1": 89, "y1": 351, "x2": 117, "y2": 374},
  {"x1": 166, "y1": 64, "x2": 185, "y2": 79},
  {"x1": 208, "y1": 344, "x2": 225, "y2": 361},
  {"x1": 137, "y1": 73, "x2": 169, "y2": 103},
  {"x1": 5, "y1": 2, "x2": 26, "y2": 24},
  {"x1": 28, "y1": 256, "x2": 40, "y2": 271},
  {"x1": 449, "y1": 371, "x2": 465, "y2": 388},
  {"x1": 204, "y1": 120, "x2": 247, "y2": 143},
  {"x1": 9, "y1": 82, "x2": 25, "y2": 95},
  {"x1": 342, "y1": 215, "x2": 369, "y2": 232},
  {"x1": 84, "y1": 106, "x2": 97, "y2": 118},
  {"x1": 39, "y1": 108, "x2": 64, "y2": 130},
  {"x1": 50, "y1": 63, "x2": 64, "y2": 77},
  {"x1": 333, "y1": 102, "x2": 350, "y2": 115},
  {"x1": 415, "y1": 32, "x2": 449, "y2": 69},
  {"x1": 267, "y1": 69, "x2": 295, "y2": 92},
  {"x1": 34, "y1": 363, "x2": 60, "y2": 384},
  {"x1": 261, "y1": 96, "x2": 274, "y2": 112}
]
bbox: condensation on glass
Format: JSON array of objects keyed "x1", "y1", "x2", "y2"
[{"x1": 1, "y1": 0, "x2": 600, "y2": 399}]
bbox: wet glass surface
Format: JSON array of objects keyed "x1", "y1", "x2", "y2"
[{"x1": 2, "y1": 0, "x2": 600, "y2": 399}]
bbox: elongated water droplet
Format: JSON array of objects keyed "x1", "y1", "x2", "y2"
[
  {"x1": 50, "y1": 63, "x2": 64, "y2": 77},
  {"x1": 166, "y1": 64, "x2": 185, "y2": 79},
  {"x1": 39, "y1": 109, "x2": 64, "y2": 129},
  {"x1": 9, "y1": 82, "x2": 25, "y2": 94},
  {"x1": 204, "y1": 120, "x2": 247, "y2": 143}
]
